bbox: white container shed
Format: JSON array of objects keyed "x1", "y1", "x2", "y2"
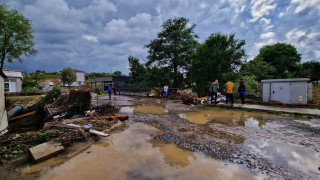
[{"x1": 261, "y1": 78, "x2": 311, "y2": 104}]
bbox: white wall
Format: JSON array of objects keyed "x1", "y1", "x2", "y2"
[{"x1": 0, "y1": 76, "x2": 8, "y2": 135}]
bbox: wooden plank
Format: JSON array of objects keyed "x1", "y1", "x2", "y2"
[
  {"x1": 8, "y1": 111, "x2": 37, "y2": 121},
  {"x1": 29, "y1": 142, "x2": 64, "y2": 162}
]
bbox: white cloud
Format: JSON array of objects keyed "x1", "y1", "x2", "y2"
[
  {"x1": 249, "y1": 0, "x2": 277, "y2": 22},
  {"x1": 254, "y1": 39, "x2": 277, "y2": 49},
  {"x1": 260, "y1": 32, "x2": 275, "y2": 39},
  {"x1": 83, "y1": 35, "x2": 99, "y2": 43},
  {"x1": 291, "y1": 0, "x2": 320, "y2": 14},
  {"x1": 285, "y1": 29, "x2": 306, "y2": 40}
]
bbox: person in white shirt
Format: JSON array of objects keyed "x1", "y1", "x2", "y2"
[{"x1": 163, "y1": 85, "x2": 169, "y2": 99}]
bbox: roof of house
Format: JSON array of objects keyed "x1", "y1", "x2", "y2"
[
  {"x1": 2, "y1": 70, "x2": 23, "y2": 79},
  {"x1": 0, "y1": 70, "x2": 7, "y2": 78},
  {"x1": 261, "y1": 78, "x2": 310, "y2": 83},
  {"x1": 72, "y1": 69, "x2": 85, "y2": 73}
]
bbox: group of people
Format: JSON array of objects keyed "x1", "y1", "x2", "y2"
[
  {"x1": 210, "y1": 78, "x2": 246, "y2": 105},
  {"x1": 107, "y1": 84, "x2": 117, "y2": 100}
]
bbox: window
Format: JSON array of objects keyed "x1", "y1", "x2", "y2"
[{"x1": 5, "y1": 79, "x2": 9, "y2": 92}]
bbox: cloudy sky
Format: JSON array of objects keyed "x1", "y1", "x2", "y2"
[{"x1": 3, "y1": 0, "x2": 320, "y2": 74}]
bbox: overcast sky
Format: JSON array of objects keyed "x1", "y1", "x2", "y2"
[{"x1": 3, "y1": 0, "x2": 320, "y2": 74}]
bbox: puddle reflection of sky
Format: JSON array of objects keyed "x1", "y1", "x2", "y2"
[{"x1": 243, "y1": 139, "x2": 320, "y2": 176}]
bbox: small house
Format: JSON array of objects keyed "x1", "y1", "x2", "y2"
[
  {"x1": 61, "y1": 68, "x2": 85, "y2": 87},
  {"x1": 3, "y1": 70, "x2": 23, "y2": 92},
  {"x1": 0, "y1": 70, "x2": 8, "y2": 135},
  {"x1": 261, "y1": 78, "x2": 311, "y2": 104}
]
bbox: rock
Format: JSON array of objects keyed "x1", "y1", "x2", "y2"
[{"x1": 29, "y1": 142, "x2": 64, "y2": 162}]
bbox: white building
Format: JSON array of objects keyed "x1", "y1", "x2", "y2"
[
  {"x1": 0, "y1": 71, "x2": 8, "y2": 135},
  {"x1": 3, "y1": 70, "x2": 23, "y2": 92},
  {"x1": 61, "y1": 69, "x2": 85, "y2": 87}
]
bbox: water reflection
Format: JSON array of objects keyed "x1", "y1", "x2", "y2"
[
  {"x1": 36, "y1": 123, "x2": 257, "y2": 180},
  {"x1": 243, "y1": 139, "x2": 320, "y2": 177},
  {"x1": 132, "y1": 105, "x2": 166, "y2": 114},
  {"x1": 178, "y1": 107, "x2": 289, "y2": 127}
]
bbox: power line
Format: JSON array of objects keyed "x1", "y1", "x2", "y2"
[{"x1": 194, "y1": 0, "x2": 236, "y2": 26}]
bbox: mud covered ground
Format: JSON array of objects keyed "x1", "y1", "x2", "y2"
[{"x1": 125, "y1": 97, "x2": 320, "y2": 180}]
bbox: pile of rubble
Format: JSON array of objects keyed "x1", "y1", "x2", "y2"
[{"x1": 1, "y1": 88, "x2": 129, "y2": 165}]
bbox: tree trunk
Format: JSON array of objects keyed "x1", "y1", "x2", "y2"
[
  {"x1": 0, "y1": 55, "x2": 5, "y2": 70},
  {"x1": 173, "y1": 64, "x2": 178, "y2": 88}
]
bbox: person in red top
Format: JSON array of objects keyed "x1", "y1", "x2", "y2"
[{"x1": 112, "y1": 84, "x2": 117, "y2": 95}]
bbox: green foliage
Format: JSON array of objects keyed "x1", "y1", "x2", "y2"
[
  {"x1": 0, "y1": 5, "x2": 37, "y2": 70},
  {"x1": 113, "y1": 71, "x2": 122, "y2": 76},
  {"x1": 128, "y1": 56, "x2": 148, "y2": 86},
  {"x1": 145, "y1": 17, "x2": 198, "y2": 87},
  {"x1": 37, "y1": 87, "x2": 61, "y2": 109},
  {"x1": 190, "y1": 33, "x2": 246, "y2": 96},
  {"x1": 22, "y1": 78, "x2": 37, "y2": 89},
  {"x1": 241, "y1": 58, "x2": 277, "y2": 81},
  {"x1": 298, "y1": 60, "x2": 320, "y2": 81},
  {"x1": 85, "y1": 72, "x2": 112, "y2": 80},
  {"x1": 61, "y1": 67, "x2": 76, "y2": 86},
  {"x1": 248, "y1": 43, "x2": 301, "y2": 80},
  {"x1": 67, "y1": 102, "x2": 85, "y2": 117}
]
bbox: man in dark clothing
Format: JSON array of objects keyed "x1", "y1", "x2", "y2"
[
  {"x1": 211, "y1": 79, "x2": 219, "y2": 104},
  {"x1": 238, "y1": 79, "x2": 246, "y2": 105}
]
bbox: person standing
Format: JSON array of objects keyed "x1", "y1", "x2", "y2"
[
  {"x1": 107, "y1": 84, "x2": 112, "y2": 100},
  {"x1": 211, "y1": 79, "x2": 219, "y2": 104},
  {"x1": 113, "y1": 84, "x2": 117, "y2": 95},
  {"x1": 238, "y1": 78, "x2": 246, "y2": 105},
  {"x1": 163, "y1": 85, "x2": 169, "y2": 99},
  {"x1": 224, "y1": 79, "x2": 234, "y2": 105}
]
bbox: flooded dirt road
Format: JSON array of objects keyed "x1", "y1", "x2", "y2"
[{"x1": 5, "y1": 96, "x2": 320, "y2": 180}]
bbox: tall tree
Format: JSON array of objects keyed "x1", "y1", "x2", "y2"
[
  {"x1": 128, "y1": 56, "x2": 147, "y2": 86},
  {"x1": 241, "y1": 58, "x2": 277, "y2": 81},
  {"x1": 0, "y1": 5, "x2": 37, "y2": 70},
  {"x1": 254, "y1": 43, "x2": 301, "y2": 79},
  {"x1": 300, "y1": 60, "x2": 320, "y2": 84},
  {"x1": 190, "y1": 33, "x2": 246, "y2": 96},
  {"x1": 61, "y1": 67, "x2": 76, "y2": 86},
  {"x1": 113, "y1": 71, "x2": 122, "y2": 76},
  {"x1": 145, "y1": 17, "x2": 198, "y2": 88}
]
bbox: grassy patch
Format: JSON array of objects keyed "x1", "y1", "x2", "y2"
[{"x1": 6, "y1": 96, "x2": 42, "y2": 110}]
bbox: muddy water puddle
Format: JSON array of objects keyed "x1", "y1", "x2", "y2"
[
  {"x1": 243, "y1": 139, "x2": 320, "y2": 177},
  {"x1": 120, "y1": 105, "x2": 167, "y2": 114},
  {"x1": 179, "y1": 106, "x2": 304, "y2": 127},
  {"x1": 30, "y1": 123, "x2": 258, "y2": 180}
]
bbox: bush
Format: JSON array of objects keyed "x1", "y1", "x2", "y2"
[{"x1": 37, "y1": 87, "x2": 61, "y2": 109}]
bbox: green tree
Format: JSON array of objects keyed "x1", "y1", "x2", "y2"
[
  {"x1": 128, "y1": 56, "x2": 147, "y2": 86},
  {"x1": 145, "y1": 17, "x2": 198, "y2": 88},
  {"x1": 113, "y1": 71, "x2": 122, "y2": 76},
  {"x1": 0, "y1": 5, "x2": 37, "y2": 70},
  {"x1": 300, "y1": 60, "x2": 320, "y2": 84},
  {"x1": 241, "y1": 58, "x2": 277, "y2": 81},
  {"x1": 190, "y1": 33, "x2": 246, "y2": 96},
  {"x1": 61, "y1": 67, "x2": 76, "y2": 86},
  {"x1": 254, "y1": 43, "x2": 301, "y2": 79}
]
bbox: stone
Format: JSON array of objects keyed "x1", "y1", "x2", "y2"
[{"x1": 29, "y1": 142, "x2": 64, "y2": 162}]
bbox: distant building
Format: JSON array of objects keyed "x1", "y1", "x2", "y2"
[
  {"x1": 90, "y1": 76, "x2": 133, "y2": 92},
  {"x1": 3, "y1": 70, "x2": 23, "y2": 92},
  {"x1": 61, "y1": 68, "x2": 85, "y2": 87},
  {"x1": 0, "y1": 70, "x2": 8, "y2": 135}
]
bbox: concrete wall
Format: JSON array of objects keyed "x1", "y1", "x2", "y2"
[
  {"x1": 290, "y1": 82, "x2": 308, "y2": 104},
  {"x1": 0, "y1": 76, "x2": 8, "y2": 135},
  {"x1": 307, "y1": 83, "x2": 313, "y2": 102},
  {"x1": 76, "y1": 72, "x2": 85, "y2": 85},
  {"x1": 262, "y1": 83, "x2": 270, "y2": 102}
]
